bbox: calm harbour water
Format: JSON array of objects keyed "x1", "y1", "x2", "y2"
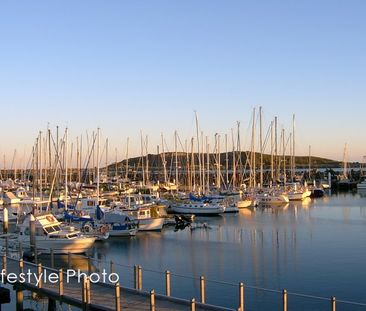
[
  {"x1": 3, "y1": 191, "x2": 366, "y2": 310},
  {"x1": 90, "y1": 191, "x2": 366, "y2": 310}
]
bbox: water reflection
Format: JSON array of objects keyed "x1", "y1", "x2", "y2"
[{"x1": 20, "y1": 192, "x2": 365, "y2": 311}]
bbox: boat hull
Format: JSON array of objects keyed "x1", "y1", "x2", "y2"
[
  {"x1": 168, "y1": 203, "x2": 224, "y2": 216},
  {"x1": 138, "y1": 218, "x2": 165, "y2": 231},
  {"x1": 19, "y1": 236, "x2": 96, "y2": 254}
]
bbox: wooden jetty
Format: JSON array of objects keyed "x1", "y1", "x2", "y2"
[{"x1": 1, "y1": 251, "x2": 238, "y2": 311}]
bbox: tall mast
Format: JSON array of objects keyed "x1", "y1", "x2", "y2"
[
  {"x1": 125, "y1": 137, "x2": 129, "y2": 180},
  {"x1": 185, "y1": 139, "x2": 190, "y2": 191},
  {"x1": 76, "y1": 136, "x2": 80, "y2": 184},
  {"x1": 140, "y1": 132, "x2": 145, "y2": 186},
  {"x1": 236, "y1": 122, "x2": 242, "y2": 187},
  {"x1": 65, "y1": 128, "x2": 68, "y2": 209},
  {"x1": 201, "y1": 131, "x2": 205, "y2": 194},
  {"x1": 161, "y1": 133, "x2": 167, "y2": 183},
  {"x1": 174, "y1": 131, "x2": 179, "y2": 189},
  {"x1": 206, "y1": 136, "x2": 210, "y2": 191},
  {"x1": 48, "y1": 128, "x2": 52, "y2": 187},
  {"x1": 217, "y1": 134, "x2": 221, "y2": 190},
  {"x1": 343, "y1": 143, "x2": 348, "y2": 179},
  {"x1": 145, "y1": 135, "x2": 149, "y2": 183},
  {"x1": 282, "y1": 129, "x2": 286, "y2": 185},
  {"x1": 231, "y1": 128, "x2": 236, "y2": 189},
  {"x1": 225, "y1": 134, "x2": 229, "y2": 189},
  {"x1": 292, "y1": 114, "x2": 296, "y2": 181},
  {"x1": 106, "y1": 138, "x2": 109, "y2": 180},
  {"x1": 191, "y1": 138, "x2": 195, "y2": 192},
  {"x1": 259, "y1": 106, "x2": 263, "y2": 188},
  {"x1": 274, "y1": 116, "x2": 278, "y2": 182},
  {"x1": 96, "y1": 128, "x2": 100, "y2": 201},
  {"x1": 270, "y1": 121, "x2": 274, "y2": 183},
  {"x1": 39, "y1": 131, "x2": 42, "y2": 201},
  {"x1": 251, "y1": 108, "x2": 256, "y2": 188},
  {"x1": 308, "y1": 145, "x2": 311, "y2": 181},
  {"x1": 195, "y1": 111, "x2": 202, "y2": 193}
]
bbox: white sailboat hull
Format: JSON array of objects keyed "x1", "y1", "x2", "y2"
[
  {"x1": 138, "y1": 218, "x2": 165, "y2": 231},
  {"x1": 168, "y1": 203, "x2": 224, "y2": 215}
]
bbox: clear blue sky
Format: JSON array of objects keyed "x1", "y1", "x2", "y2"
[{"x1": 0, "y1": 0, "x2": 365, "y2": 166}]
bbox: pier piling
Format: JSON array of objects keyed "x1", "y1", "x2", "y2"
[
  {"x1": 331, "y1": 296, "x2": 336, "y2": 311},
  {"x1": 37, "y1": 263, "x2": 42, "y2": 288},
  {"x1": 191, "y1": 298, "x2": 196, "y2": 311},
  {"x1": 58, "y1": 269, "x2": 64, "y2": 297},
  {"x1": 165, "y1": 270, "x2": 171, "y2": 296},
  {"x1": 82, "y1": 276, "x2": 87, "y2": 306},
  {"x1": 16, "y1": 286, "x2": 23, "y2": 311},
  {"x1": 150, "y1": 289, "x2": 155, "y2": 311},
  {"x1": 283, "y1": 289, "x2": 288, "y2": 311},
  {"x1": 19, "y1": 259, "x2": 23, "y2": 274},
  {"x1": 200, "y1": 276, "x2": 206, "y2": 304},
  {"x1": 239, "y1": 282, "x2": 244, "y2": 311},
  {"x1": 115, "y1": 282, "x2": 121, "y2": 311},
  {"x1": 138, "y1": 265, "x2": 143, "y2": 290}
]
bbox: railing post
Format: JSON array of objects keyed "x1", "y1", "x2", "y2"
[
  {"x1": 82, "y1": 276, "x2": 87, "y2": 306},
  {"x1": 239, "y1": 282, "x2": 244, "y2": 311},
  {"x1": 50, "y1": 248, "x2": 54, "y2": 269},
  {"x1": 58, "y1": 269, "x2": 64, "y2": 297},
  {"x1": 191, "y1": 298, "x2": 196, "y2": 311},
  {"x1": 115, "y1": 282, "x2": 121, "y2": 311},
  {"x1": 16, "y1": 286, "x2": 23, "y2": 311},
  {"x1": 37, "y1": 263, "x2": 42, "y2": 289},
  {"x1": 283, "y1": 289, "x2": 288, "y2": 311},
  {"x1": 200, "y1": 276, "x2": 206, "y2": 304},
  {"x1": 19, "y1": 259, "x2": 24, "y2": 274},
  {"x1": 138, "y1": 265, "x2": 143, "y2": 290},
  {"x1": 331, "y1": 296, "x2": 336, "y2": 311},
  {"x1": 2, "y1": 255, "x2": 7, "y2": 277},
  {"x1": 150, "y1": 289, "x2": 155, "y2": 311},
  {"x1": 86, "y1": 277, "x2": 91, "y2": 305},
  {"x1": 165, "y1": 270, "x2": 171, "y2": 297}
]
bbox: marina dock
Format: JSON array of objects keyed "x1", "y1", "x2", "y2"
[{"x1": 1, "y1": 248, "x2": 237, "y2": 311}]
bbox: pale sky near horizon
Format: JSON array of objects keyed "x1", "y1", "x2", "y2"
[{"x1": 0, "y1": 0, "x2": 365, "y2": 167}]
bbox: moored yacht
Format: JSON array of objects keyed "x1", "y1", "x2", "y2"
[
  {"x1": 167, "y1": 201, "x2": 224, "y2": 215},
  {"x1": 17, "y1": 213, "x2": 96, "y2": 254},
  {"x1": 255, "y1": 191, "x2": 289, "y2": 205}
]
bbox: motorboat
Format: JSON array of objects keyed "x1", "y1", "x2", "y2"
[
  {"x1": 17, "y1": 213, "x2": 96, "y2": 254},
  {"x1": 122, "y1": 206, "x2": 165, "y2": 231},
  {"x1": 255, "y1": 191, "x2": 289, "y2": 205}
]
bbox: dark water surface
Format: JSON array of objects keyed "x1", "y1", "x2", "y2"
[
  {"x1": 2, "y1": 191, "x2": 366, "y2": 310},
  {"x1": 87, "y1": 191, "x2": 366, "y2": 310}
]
